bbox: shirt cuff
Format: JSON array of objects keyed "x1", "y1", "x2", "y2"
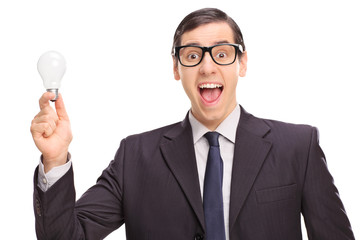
[{"x1": 37, "y1": 153, "x2": 72, "y2": 192}]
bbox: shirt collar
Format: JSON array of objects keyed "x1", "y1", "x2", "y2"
[{"x1": 188, "y1": 104, "x2": 241, "y2": 144}]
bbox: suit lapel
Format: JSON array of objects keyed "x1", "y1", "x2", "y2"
[
  {"x1": 160, "y1": 115, "x2": 206, "y2": 231},
  {"x1": 229, "y1": 107, "x2": 272, "y2": 232},
  {"x1": 159, "y1": 107, "x2": 272, "y2": 233}
]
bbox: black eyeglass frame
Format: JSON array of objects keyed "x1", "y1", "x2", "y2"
[{"x1": 172, "y1": 43, "x2": 244, "y2": 67}]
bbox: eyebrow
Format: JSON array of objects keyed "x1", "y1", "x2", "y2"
[
  {"x1": 183, "y1": 40, "x2": 230, "y2": 46},
  {"x1": 215, "y1": 40, "x2": 230, "y2": 45}
]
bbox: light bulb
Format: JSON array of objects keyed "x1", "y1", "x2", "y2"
[{"x1": 37, "y1": 51, "x2": 66, "y2": 101}]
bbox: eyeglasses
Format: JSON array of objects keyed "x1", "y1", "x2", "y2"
[{"x1": 173, "y1": 43, "x2": 243, "y2": 67}]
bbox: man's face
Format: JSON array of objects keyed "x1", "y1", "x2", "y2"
[{"x1": 173, "y1": 22, "x2": 247, "y2": 130}]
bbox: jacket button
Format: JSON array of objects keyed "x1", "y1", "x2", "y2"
[
  {"x1": 35, "y1": 199, "x2": 41, "y2": 217},
  {"x1": 194, "y1": 234, "x2": 204, "y2": 240}
]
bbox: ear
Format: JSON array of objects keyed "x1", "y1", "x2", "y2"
[
  {"x1": 238, "y1": 51, "x2": 248, "y2": 77},
  {"x1": 173, "y1": 57, "x2": 181, "y2": 81}
]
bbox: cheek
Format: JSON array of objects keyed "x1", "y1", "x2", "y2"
[
  {"x1": 179, "y1": 72, "x2": 196, "y2": 96},
  {"x1": 179, "y1": 67, "x2": 192, "y2": 78},
  {"x1": 179, "y1": 68, "x2": 197, "y2": 86},
  {"x1": 223, "y1": 66, "x2": 240, "y2": 85},
  {"x1": 235, "y1": 62, "x2": 241, "y2": 76},
  {"x1": 227, "y1": 77, "x2": 239, "y2": 92}
]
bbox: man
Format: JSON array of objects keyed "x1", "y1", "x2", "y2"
[{"x1": 31, "y1": 8, "x2": 355, "y2": 240}]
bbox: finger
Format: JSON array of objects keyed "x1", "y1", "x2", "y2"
[
  {"x1": 33, "y1": 107, "x2": 59, "y2": 125},
  {"x1": 55, "y1": 93, "x2": 69, "y2": 120},
  {"x1": 43, "y1": 122, "x2": 55, "y2": 138},
  {"x1": 39, "y1": 92, "x2": 56, "y2": 110},
  {"x1": 32, "y1": 114, "x2": 58, "y2": 127},
  {"x1": 31, "y1": 121, "x2": 56, "y2": 138}
]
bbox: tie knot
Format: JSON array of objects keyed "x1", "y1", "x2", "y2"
[{"x1": 204, "y1": 132, "x2": 220, "y2": 147}]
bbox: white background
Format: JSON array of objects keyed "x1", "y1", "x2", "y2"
[{"x1": 0, "y1": 0, "x2": 359, "y2": 239}]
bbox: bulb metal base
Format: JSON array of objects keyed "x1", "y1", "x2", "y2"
[{"x1": 47, "y1": 89, "x2": 59, "y2": 102}]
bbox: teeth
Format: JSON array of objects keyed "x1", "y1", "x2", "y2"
[{"x1": 199, "y1": 83, "x2": 223, "y2": 89}]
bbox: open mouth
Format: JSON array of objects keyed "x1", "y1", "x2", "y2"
[{"x1": 199, "y1": 83, "x2": 223, "y2": 105}]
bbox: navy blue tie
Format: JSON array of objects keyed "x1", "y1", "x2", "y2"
[{"x1": 203, "y1": 132, "x2": 226, "y2": 240}]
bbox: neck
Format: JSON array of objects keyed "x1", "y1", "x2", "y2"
[{"x1": 191, "y1": 104, "x2": 237, "y2": 131}]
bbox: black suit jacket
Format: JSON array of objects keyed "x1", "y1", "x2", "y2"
[{"x1": 33, "y1": 106, "x2": 355, "y2": 239}]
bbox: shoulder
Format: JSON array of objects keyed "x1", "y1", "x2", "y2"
[
  {"x1": 241, "y1": 107, "x2": 318, "y2": 147},
  {"x1": 111, "y1": 121, "x2": 184, "y2": 164},
  {"x1": 121, "y1": 121, "x2": 183, "y2": 149},
  {"x1": 263, "y1": 117, "x2": 316, "y2": 136},
  {"x1": 240, "y1": 113, "x2": 321, "y2": 166},
  {"x1": 258, "y1": 116, "x2": 319, "y2": 151},
  {"x1": 240, "y1": 106, "x2": 317, "y2": 139}
]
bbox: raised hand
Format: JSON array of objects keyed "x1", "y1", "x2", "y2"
[{"x1": 31, "y1": 92, "x2": 73, "y2": 173}]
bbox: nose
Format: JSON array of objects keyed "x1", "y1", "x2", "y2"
[{"x1": 199, "y1": 52, "x2": 217, "y2": 75}]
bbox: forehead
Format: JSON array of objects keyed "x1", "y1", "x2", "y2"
[{"x1": 181, "y1": 22, "x2": 235, "y2": 46}]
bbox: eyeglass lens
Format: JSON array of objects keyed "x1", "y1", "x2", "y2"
[{"x1": 179, "y1": 45, "x2": 236, "y2": 66}]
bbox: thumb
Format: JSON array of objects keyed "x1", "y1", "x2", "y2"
[{"x1": 55, "y1": 93, "x2": 69, "y2": 120}]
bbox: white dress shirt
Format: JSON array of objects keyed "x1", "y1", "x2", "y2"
[
  {"x1": 188, "y1": 104, "x2": 240, "y2": 240},
  {"x1": 38, "y1": 105, "x2": 241, "y2": 240},
  {"x1": 38, "y1": 156, "x2": 72, "y2": 191}
]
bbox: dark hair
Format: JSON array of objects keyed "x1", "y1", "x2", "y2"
[{"x1": 172, "y1": 8, "x2": 246, "y2": 55}]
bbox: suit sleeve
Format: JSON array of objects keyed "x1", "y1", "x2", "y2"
[
  {"x1": 301, "y1": 127, "x2": 355, "y2": 240},
  {"x1": 33, "y1": 139, "x2": 126, "y2": 240}
]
